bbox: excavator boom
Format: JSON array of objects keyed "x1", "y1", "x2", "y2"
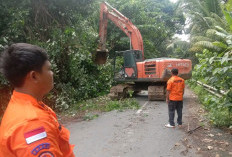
[{"x1": 93, "y1": 2, "x2": 144, "y2": 64}]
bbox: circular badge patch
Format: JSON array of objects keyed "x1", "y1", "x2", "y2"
[{"x1": 38, "y1": 151, "x2": 54, "y2": 157}]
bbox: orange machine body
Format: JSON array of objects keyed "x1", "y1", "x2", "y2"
[{"x1": 136, "y1": 58, "x2": 192, "y2": 81}]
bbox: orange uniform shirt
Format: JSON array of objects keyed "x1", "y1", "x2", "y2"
[
  {"x1": 0, "y1": 91, "x2": 75, "y2": 157},
  {"x1": 167, "y1": 76, "x2": 185, "y2": 101}
]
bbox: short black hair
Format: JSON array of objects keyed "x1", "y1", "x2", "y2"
[
  {"x1": 0, "y1": 43, "x2": 48, "y2": 87},
  {"x1": 171, "y1": 68, "x2": 178, "y2": 75}
]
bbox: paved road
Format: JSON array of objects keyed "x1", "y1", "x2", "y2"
[{"x1": 67, "y1": 88, "x2": 201, "y2": 157}]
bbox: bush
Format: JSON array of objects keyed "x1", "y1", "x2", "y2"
[{"x1": 188, "y1": 80, "x2": 232, "y2": 127}]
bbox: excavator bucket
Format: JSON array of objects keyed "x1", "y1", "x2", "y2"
[{"x1": 92, "y1": 49, "x2": 108, "y2": 65}]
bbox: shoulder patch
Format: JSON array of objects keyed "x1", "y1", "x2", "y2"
[
  {"x1": 31, "y1": 143, "x2": 50, "y2": 155},
  {"x1": 39, "y1": 151, "x2": 54, "y2": 157},
  {"x1": 24, "y1": 127, "x2": 47, "y2": 144}
]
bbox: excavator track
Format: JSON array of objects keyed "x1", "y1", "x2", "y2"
[
  {"x1": 109, "y1": 84, "x2": 166, "y2": 101},
  {"x1": 148, "y1": 85, "x2": 166, "y2": 101},
  {"x1": 108, "y1": 84, "x2": 133, "y2": 100}
]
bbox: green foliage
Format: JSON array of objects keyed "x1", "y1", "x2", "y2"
[
  {"x1": 224, "y1": 0, "x2": 232, "y2": 12},
  {"x1": 104, "y1": 98, "x2": 139, "y2": 112},
  {"x1": 60, "y1": 96, "x2": 140, "y2": 121},
  {"x1": 174, "y1": 0, "x2": 225, "y2": 57},
  {"x1": 167, "y1": 0, "x2": 225, "y2": 61},
  {"x1": 165, "y1": 38, "x2": 198, "y2": 63},
  {"x1": 0, "y1": 75, "x2": 7, "y2": 85},
  {"x1": 0, "y1": 0, "x2": 111, "y2": 111},
  {"x1": 65, "y1": 96, "x2": 139, "y2": 119},
  {"x1": 83, "y1": 114, "x2": 99, "y2": 121},
  {"x1": 188, "y1": 81, "x2": 232, "y2": 127},
  {"x1": 190, "y1": 48, "x2": 232, "y2": 127},
  {"x1": 179, "y1": 1, "x2": 232, "y2": 127},
  {"x1": 128, "y1": 90, "x2": 134, "y2": 98},
  {"x1": 42, "y1": 25, "x2": 114, "y2": 109},
  {"x1": 105, "y1": 0, "x2": 185, "y2": 59},
  {"x1": 81, "y1": 96, "x2": 140, "y2": 112}
]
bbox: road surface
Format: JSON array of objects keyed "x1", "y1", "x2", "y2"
[{"x1": 67, "y1": 88, "x2": 201, "y2": 157}]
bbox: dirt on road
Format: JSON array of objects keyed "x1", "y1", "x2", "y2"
[
  {"x1": 64, "y1": 86, "x2": 232, "y2": 157},
  {"x1": 181, "y1": 87, "x2": 232, "y2": 157}
]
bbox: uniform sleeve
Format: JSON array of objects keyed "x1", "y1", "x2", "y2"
[
  {"x1": 9, "y1": 119, "x2": 74, "y2": 157},
  {"x1": 167, "y1": 80, "x2": 172, "y2": 91}
]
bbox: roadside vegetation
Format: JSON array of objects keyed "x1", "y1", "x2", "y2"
[
  {"x1": 174, "y1": 0, "x2": 232, "y2": 127},
  {"x1": 60, "y1": 96, "x2": 139, "y2": 121},
  {"x1": 188, "y1": 81, "x2": 232, "y2": 127}
]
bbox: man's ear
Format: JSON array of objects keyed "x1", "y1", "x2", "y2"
[{"x1": 28, "y1": 71, "x2": 39, "y2": 83}]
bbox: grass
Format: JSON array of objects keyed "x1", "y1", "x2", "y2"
[
  {"x1": 83, "y1": 113, "x2": 99, "y2": 121},
  {"x1": 60, "y1": 96, "x2": 140, "y2": 121}
]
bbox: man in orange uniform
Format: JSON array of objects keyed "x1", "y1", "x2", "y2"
[
  {"x1": 165, "y1": 68, "x2": 185, "y2": 128},
  {"x1": 0, "y1": 43, "x2": 75, "y2": 157}
]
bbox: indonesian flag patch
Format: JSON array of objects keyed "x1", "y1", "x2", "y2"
[{"x1": 24, "y1": 127, "x2": 47, "y2": 144}]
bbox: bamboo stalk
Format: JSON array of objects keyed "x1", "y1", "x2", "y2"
[{"x1": 196, "y1": 81, "x2": 227, "y2": 97}]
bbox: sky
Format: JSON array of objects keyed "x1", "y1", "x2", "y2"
[
  {"x1": 173, "y1": 34, "x2": 190, "y2": 42},
  {"x1": 169, "y1": 0, "x2": 190, "y2": 41},
  {"x1": 169, "y1": 0, "x2": 178, "y2": 3}
]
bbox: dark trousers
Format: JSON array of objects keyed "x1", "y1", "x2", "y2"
[{"x1": 168, "y1": 100, "x2": 183, "y2": 126}]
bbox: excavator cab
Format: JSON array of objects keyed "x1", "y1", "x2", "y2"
[{"x1": 114, "y1": 50, "x2": 142, "y2": 81}]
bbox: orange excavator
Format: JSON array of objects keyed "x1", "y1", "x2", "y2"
[{"x1": 93, "y1": 2, "x2": 192, "y2": 100}]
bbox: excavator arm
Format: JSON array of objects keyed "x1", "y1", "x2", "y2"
[{"x1": 93, "y1": 2, "x2": 144, "y2": 64}]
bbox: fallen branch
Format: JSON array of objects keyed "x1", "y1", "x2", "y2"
[{"x1": 187, "y1": 126, "x2": 202, "y2": 134}]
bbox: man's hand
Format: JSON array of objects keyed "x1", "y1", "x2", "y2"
[
  {"x1": 166, "y1": 99, "x2": 169, "y2": 104},
  {"x1": 166, "y1": 90, "x2": 170, "y2": 104}
]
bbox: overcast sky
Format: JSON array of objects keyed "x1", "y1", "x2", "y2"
[
  {"x1": 169, "y1": 0, "x2": 178, "y2": 3},
  {"x1": 169, "y1": 0, "x2": 190, "y2": 41}
]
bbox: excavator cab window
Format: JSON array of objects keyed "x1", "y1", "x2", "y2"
[
  {"x1": 124, "y1": 51, "x2": 136, "y2": 67},
  {"x1": 114, "y1": 50, "x2": 138, "y2": 81},
  {"x1": 133, "y1": 50, "x2": 143, "y2": 62}
]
